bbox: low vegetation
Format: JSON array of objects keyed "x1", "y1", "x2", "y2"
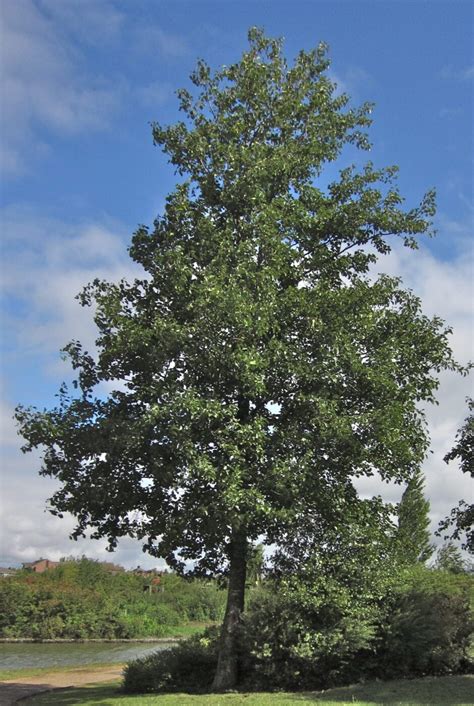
[
  {"x1": 0, "y1": 558, "x2": 225, "y2": 640},
  {"x1": 123, "y1": 565, "x2": 473, "y2": 694}
]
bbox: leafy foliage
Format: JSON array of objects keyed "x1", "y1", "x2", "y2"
[
  {"x1": 15, "y1": 29, "x2": 460, "y2": 574},
  {"x1": 438, "y1": 401, "x2": 474, "y2": 553},
  {"x1": 435, "y1": 543, "x2": 469, "y2": 574},
  {"x1": 123, "y1": 627, "x2": 220, "y2": 694},
  {"x1": 13, "y1": 28, "x2": 465, "y2": 687},
  {"x1": 373, "y1": 565, "x2": 474, "y2": 679},
  {"x1": 239, "y1": 582, "x2": 378, "y2": 689},
  {"x1": 0, "y1": 559, "x2": 225, "y2": 639},
  {"x1": 375, "y1": 591, "x2": 472, "y2": 678},
  {"x1": 123, "y1": 565, "x2": 473, "y2": 693},
  {"x1": 238, "y1": 503, "x2": 399, "y2": 689}
]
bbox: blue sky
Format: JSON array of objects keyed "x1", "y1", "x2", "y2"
[{"x1": 1, "y1": 0, "x2": 472, "y2": 568}]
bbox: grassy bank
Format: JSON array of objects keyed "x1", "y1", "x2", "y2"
[{"x1": 25, "y1": 675, "x2": 474, "y2": 705}]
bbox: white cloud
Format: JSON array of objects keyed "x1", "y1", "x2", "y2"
[
  {"x1": 439, "y1": 65, "x2": 474, "y2": 81},
  {"x1": 357, "y1": 233, "x2": 474, "y2": 547},
  {"x1": 329, "y1": 65, "x2": 373, "y2": 101},
  {"x1": 0, "y1": 1, "x2": 179, "y2": 177},
  {"x1": 377, "y1": 236, "x2": 473, "y2": 362},
  {"x1": 136, "y1": 81, "x2": 173, "y2": 108},
  {"x1": 1, "y1": 206, "x2": 141, "y2": 359},
  {"x1": 38, "y1": 0, "x2": 126, "y2": 45},
  {"x1": 0, "y1": 456, "x2": 165, "y2": 569},
  {"x1": 0, "y1": 209, "x2": 160, "y2": 569},
  {"x1": 439, "y1": 107, "x2": 463, "y2": 119},
  {"x1": 0, "y1": 401, "x2": 20, "y2": 448},
  {"x1": 0, "y1": 0, "x2": 124, "y2": 177}
]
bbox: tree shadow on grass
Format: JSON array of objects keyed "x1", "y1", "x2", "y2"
[
  {"x1": 23, "y1": 675, "x2": 474, "y2": 705},
  {"x1": 23, "y1": 682, "x2": 122, "y2": 705},
  {"x1": 292, "y1": 675, "x2": 474, "y2": 704}
]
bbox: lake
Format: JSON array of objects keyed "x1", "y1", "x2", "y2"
[{"x1": 0, "y1": 641, "x2": 175, "y2": 671}]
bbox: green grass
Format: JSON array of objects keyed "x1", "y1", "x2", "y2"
[
  {"x1": 25, "y1": 675, "x2": 474, "y2": 705},
  {"x1": 161, "y1": 621, "x2": 214, "y2": 638}
]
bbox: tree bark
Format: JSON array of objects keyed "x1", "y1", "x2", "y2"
[{"x1": 211, "y1": 525, "x2": 247, "y2": 691}]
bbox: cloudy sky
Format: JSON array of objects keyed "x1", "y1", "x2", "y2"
[{"x1": 0, "y1": 0, "x2": 472, "y2": 570}]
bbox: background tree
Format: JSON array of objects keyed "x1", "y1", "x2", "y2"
[
  {"x1": 15, "y1": 29, "x2": 462, "y2": 689},
  {"x1": 246, "y1": 543, "x2": 265, "y2": 587},
  {"x1": 438, "y1": 400, "x2": 474, "y2": 553},
  {"x1": 396, "y1": 468, "x2": 434, "y2": 564},
  {"x1": 435, "y1": 543, "x2": 467, "y2": 574}
]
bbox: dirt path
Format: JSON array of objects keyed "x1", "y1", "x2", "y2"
[{"x1": 0, "y1": 665, "x2": 123, "y2": 705}]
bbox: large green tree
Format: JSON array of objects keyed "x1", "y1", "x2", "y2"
[
  {"x1": 396, "y1": 468, "x2": 434, "y2": 564},
  {"x1": 438, "y1": 400, "x2": 474, "y2": 553},
  {"x1": 16, "y1": 30, "x2": 462, "y2": 689}
]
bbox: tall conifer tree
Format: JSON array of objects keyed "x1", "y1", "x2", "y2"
[{"x1": 396, "y1": 468, "x2": 434, "y2": 563}]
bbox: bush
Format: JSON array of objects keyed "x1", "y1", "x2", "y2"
[
  {"x1": 155, "y1": 575, "x2": 226, "y2": 623},
  {"x1": 118, "y1": 603, "x2": 182, "y2": 638},
  {"x1": 372, "y1": 584, "x2": 473, "y2": 678},
  {"x1": 0, "y1": 562, "x2": 225, "y2": 639},
  {"x1": 238, "y1": 581, "x2": 379, "y2": 690},
  {"x1": 240, "y1": 569, "x2": 473, "y2": 690},
  {"x1": 122, "y1": 566, "x2": 473, "y2": 695},
  {"x1": 123, "y1": 627, "x2": 219, "y2": 693},
  {"x1": 123, "y1": 581, "x2": 379, "y2": 694}
]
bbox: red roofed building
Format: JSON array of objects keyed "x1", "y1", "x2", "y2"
[{"x1": 22, "y1": 559, "x2": 60, "y2": 573}]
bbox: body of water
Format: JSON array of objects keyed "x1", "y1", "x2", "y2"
[{"x1": 0, "y1": 641, "x2": 174, "y2": 671}]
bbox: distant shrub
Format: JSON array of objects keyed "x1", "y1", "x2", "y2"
[
  {"x1": 0, "y1": 562, "x2": 225, "y2": 639},
  {"x1": 155, "y1": 575, "x2": 226, "y2": 622},
  {"x1": 118, "y1": 603, "x2": 182, "y2": 638}
]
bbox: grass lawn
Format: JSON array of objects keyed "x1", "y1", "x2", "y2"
[{"x1": 25, "y1": 675, "x2": 474, "y2": 705}]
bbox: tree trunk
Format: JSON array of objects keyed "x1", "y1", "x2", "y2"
[{"x1": 211, "y1": 526, "x2": 247, "y2": 691}]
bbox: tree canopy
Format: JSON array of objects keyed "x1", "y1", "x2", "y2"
[
  {"x1": 438, "y1": 400, "x2": 474, "y2": 553},
  {"x1": 15, "y1": 29, "x2": 463, "y2": 689}
]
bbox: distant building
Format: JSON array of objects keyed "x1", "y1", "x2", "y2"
[
  {"x1": 22, "y1": 559, "x2": 60, "y2": 573},
  {"x1": 100, "y1": 561, "x2": 125, "y2": 575},
  {"x1": 0, "y1": 567, "x2": 17, "y2": 577},
  {"x1": 132, "y1": 567, "x2": 163, "y2": 576},
  {"x1": 131, "y1": 567, "x2": 164, "y2": 593},
  {"x1": 21, "y1": 557, "x2": 127, "y2": 575}
]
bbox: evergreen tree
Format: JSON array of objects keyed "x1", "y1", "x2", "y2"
[
  {"x1": 15, "y1": 30, "x2": 462, "y2": 688},
  {"x1": 396, "y1": 468, "x2": 434, "y2": 563}
]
